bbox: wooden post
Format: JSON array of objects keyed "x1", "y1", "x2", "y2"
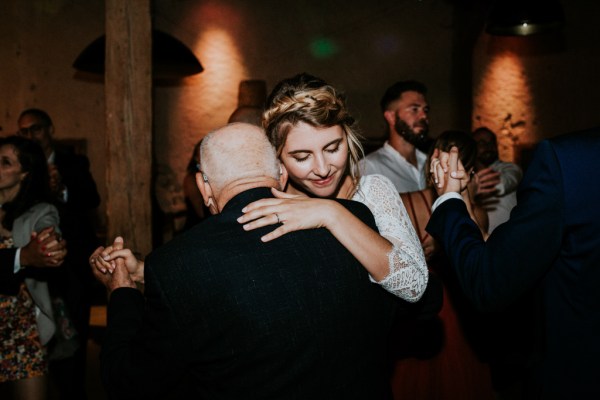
[{"x1": 105, "y1": 0, "x2": 153, "y2": 256}]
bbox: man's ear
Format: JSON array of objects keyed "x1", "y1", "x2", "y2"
[
  {"x1": 278, "y1": 163, "x2": 288, "y2": 191},
  {"x1": 196, "y1": 172, "x2": 218, "y2": 214},
  {"x1": 383, "y1": 109, "x2": 396, "y2": 127}
]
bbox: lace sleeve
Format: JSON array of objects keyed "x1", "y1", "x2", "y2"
[{"x1": 353, "y1": 175, "x2": 428, "y2": 302}]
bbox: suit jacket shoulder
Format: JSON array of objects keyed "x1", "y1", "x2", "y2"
[{"x1": 103, "y1": 188, "x2": 395, "y2": 399}]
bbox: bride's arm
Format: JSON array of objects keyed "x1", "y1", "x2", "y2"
[
  {"x1": 238, "y1": 180, "x2": 428, "y2": 301},
  {"x1": 239, "y1": 192, "x2": 394, "y2": 280},
  {"x1": 353, "y1": 175, "x2": 428, "y2": 301}
]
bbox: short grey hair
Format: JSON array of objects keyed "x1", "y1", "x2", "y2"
[{"x1": 199, "y1": 123, "x2": 280, "y2": 192}]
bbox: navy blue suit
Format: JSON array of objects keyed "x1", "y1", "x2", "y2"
[
  {"x1": 426, "y1": 128, "x2": 600, "y2": 398},
  {"x1": 101, "y1": 187, "x2": 396, "y2": 399}
]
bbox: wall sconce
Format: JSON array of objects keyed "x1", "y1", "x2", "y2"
[
  {"x1": 73, "y1": 30, "x2": 203, "y2": 79},
  {"x1": 486, "y1": 0, "x2": 565, "y2": 36}
]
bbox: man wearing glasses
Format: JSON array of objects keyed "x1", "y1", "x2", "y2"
[{"x1": 17, "y1": 108, "x2": 100, "y2": 400}]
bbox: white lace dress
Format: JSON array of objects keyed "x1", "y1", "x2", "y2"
[{"x1": 352, "y1": 174, "x2": 428, "y2": 302}]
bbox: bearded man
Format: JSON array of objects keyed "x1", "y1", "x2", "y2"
[{"x1": 361, "y1": 80, "x2": 430, "y2": 192}]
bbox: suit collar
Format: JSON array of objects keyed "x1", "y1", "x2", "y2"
[{"x1": 221, "y1": 187, "x2": 275, "y2": 217}]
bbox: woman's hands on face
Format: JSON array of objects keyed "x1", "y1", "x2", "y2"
[{"x1": 237, "y1": 187, "x2": 336, "y2": 242}]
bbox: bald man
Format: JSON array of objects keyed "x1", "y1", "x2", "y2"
[{"x1": 92, "y1": 123, "x2": 396, "y2": 399}]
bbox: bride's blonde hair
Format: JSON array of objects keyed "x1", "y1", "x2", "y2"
[{"x1": 262, "y1": 73, "x2": 364, "y2": 185}]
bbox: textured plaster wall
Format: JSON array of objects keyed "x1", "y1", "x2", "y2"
[
  {"x1": 472, "y1": 1, "x2": 600, "y2": 163},
  {"x1": 0, "y1": 0, "x2": 106, "y2": 225},
  {"x1": 150, "y1": 0, "x2": 458, "y2": 216},
  {"x1": 2, "y1": 0, "x2": 459, "y2": 235},
  {"x1": 2, "y1": 0, "x2": 598, "y2": 237}
]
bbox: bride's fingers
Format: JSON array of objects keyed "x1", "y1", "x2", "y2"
[
  {"x1": 260, "y1": 226, "x2": 288, "y2": 242},
  {"x1": 237, "y1": 206, "x2": 276, "y2": 224},
  {"x1": 240, "y1": 212, "x2": 281, "y2": 231}
]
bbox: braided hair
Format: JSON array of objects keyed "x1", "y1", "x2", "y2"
[{"x1": 262, "y1": 73, "x2": 364, "y2": 186}]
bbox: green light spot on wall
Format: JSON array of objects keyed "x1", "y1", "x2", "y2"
[{"x1": 309, "y1": 38, "x2": 339, "y2": 59}]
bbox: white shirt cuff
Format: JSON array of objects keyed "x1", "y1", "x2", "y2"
[
  {"x1": 432, "y1": 192, "x2": 463, "y2": 212},
  {"x1": 14, "y1": 248, "x2": 22, "y2": 273}
]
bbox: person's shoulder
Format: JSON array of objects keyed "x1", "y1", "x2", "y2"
[
  {"x1": 358, "y1": 174, "x2": 398, "y2": 195},
  {"x1": 365, "y1": 142, "x2": 393, "y2": 160},
  {"x1": 548, "y1": 127, "x2": 600, "y2": 151},
  {"x1": 21, "y1": 202, "x2": 59, "y2": 218},
  {"x1": 335, "y1": 195, "x2": 375, "y2": 226},
  {"x1": 148, "y1": 217, "x2": 217, "y2": 263},
  {"x1": 364, "y1": 145, "x2": 385, "y2": 158}
]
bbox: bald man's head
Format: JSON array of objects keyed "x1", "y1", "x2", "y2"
[{"x1": 199, "y1": 123, "x2": 282, "y2": 202}]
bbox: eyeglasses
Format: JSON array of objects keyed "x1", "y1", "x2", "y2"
[{"x1": 17, "y1": 124, "x2": 47, "y2": 137}]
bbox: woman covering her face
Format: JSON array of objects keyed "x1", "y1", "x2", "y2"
[{"x1": 237, "y1": 73, "x2": 428, "y2": 301}]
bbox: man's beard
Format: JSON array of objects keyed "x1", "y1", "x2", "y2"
[{"x1": 394, "y1": 117, "x2": 429, "y2": 147}]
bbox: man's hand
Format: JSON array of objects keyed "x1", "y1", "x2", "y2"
[
  {"x1": 430, "y1": 147, "x2": 468, "y2": 196},
  {"x1": 473, "y1": 167, "x2": 501, "y2": 198},
  {"x1": 89, "y1": 237, "x2": 145, "y2": 284},
  {"x1": 20, "y1": 226, "x2": 67, "y2": 268},
  {"x1": 90, "y1": 237, "x2": 140, "y2": 293}
]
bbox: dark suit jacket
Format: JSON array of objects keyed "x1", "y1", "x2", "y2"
[
  {"x1": 51, "y1": 146, "x2": 100, "y2": 329},
  {"x1": 53, "y1": 146, "x2": 101, "y2": 212},
  {"x1": 101, "y1": 187, "x2": 396, "y2": 400},
  {"x1": 426, "y1": 128, "x2": 600, "y2": 398}
]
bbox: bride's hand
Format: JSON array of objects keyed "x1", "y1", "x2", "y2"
[{"x1": 237, "y1": 187, "x2": 337, "y2": 242}]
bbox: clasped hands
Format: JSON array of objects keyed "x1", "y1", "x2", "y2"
[
  {"x1": 21, "y1": 226, "x2": 67, "y2": 268},
  {"x1": 429, "y1": 146, "x2": 470, "y2": 196},
  {"x1": 89, "y1": 236, "x2": 144, "y2": 294}
]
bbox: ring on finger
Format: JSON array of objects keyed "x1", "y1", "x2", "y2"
[{"x1": 275, "y1": 213, "x2": 280, "y2": 224}]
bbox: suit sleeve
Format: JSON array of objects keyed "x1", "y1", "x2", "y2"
[
  {"x1": 100, "y1": 266, "x2": 188, "y2": 399},
  {"x1": 426, "y1": 140, "x2": 564, "y2": 311}
]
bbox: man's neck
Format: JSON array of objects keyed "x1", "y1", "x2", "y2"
[
  {"x1": 388, "y1": 132, "x2": 418, "y2": 167},
  {"x1": 216, "y1": 177, "x2": 282, "y2": 211}
]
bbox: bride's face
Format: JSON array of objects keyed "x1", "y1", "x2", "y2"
[{"x1": 280, "y1": 122, "x2": 349, "y2": 198}]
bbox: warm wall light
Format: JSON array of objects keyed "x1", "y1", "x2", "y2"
[
  {"x1": 486, "y1": 0, "x2": 565, "y2": 36},
  {"x1": 73, "y1": 30, "x2": 203, "y2": 79},
  {"x1": 473, "y1": 41, "x2": 534, "y2": 163}
]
